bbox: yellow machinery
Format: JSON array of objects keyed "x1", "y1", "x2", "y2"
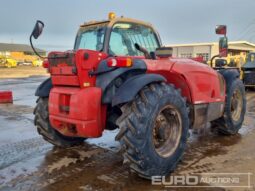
[
  {"x1": 213, "y1": 53, "x2": 255, "y2": 88},
  {"x1": 211, "y1": 53, "x2": 246, "y2": 68},
  {"x1": 241, "y1": 52, "x2": 255, "y2": 87},
  {"x1": 10, "y1": 52, "x2": 43, "y2": 67},
  {"x1": 210, "y1": 25, "x2": 255, "y2": 88},
  {"x1": 32, "y1": 59, "x2": 43, "y2": 67},
  {"x1": 0, "y1": 55, "x2": 17, "y2": 68}
]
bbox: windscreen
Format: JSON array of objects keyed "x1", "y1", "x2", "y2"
[
  {"x1": 74, "y1": 23, "x2": 107, "y2": 51},
  {"x1": 109, "y1": 23, "x2": 159, "y2": 56}
]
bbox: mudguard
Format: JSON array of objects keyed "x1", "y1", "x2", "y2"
[
  {"x1": 218, "y1": 69, "x2": 240, "y2": 93},
  {"x1": 96, "y1": 59, "x2": 147, "y2": 91},
  {"x1": 96, "y1": 59, "x2": 147, "y2": 104},
  {"x1": 35, "y1": 78, "x2": 53, "y2": 97},
  {"x1": 112, "y1": 74, "x2": 166, "y2": 106}
]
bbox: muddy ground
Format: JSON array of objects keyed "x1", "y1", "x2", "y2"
[
  {"x1": 0, "y1": 77, "x2": 254, "y2": 191},
  {"x1": 0, "y1": 66, "x2": 48, "y2": 79}
]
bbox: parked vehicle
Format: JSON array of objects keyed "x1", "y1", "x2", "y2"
[
  {"x1": 32, "y1": 58, "x2": 43, "y2": 67},
  {"x1": 241, "y1": 52, "x2": 255, "y2": 88},
  {"x1": 211, "y1": 26, "x2": 254, "y2": 88},
  {"x1": 0, "y1": 55, "x2": 17, "y2": 68},
  {"x1": 31, "y1": 14, "x2": 246, "y2": 178}
]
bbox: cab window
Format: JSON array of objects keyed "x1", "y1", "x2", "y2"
[
  {"x1": 109, "y1": 23, "x2": 159, "y2": 56},
  {"x1": 75, "y1": 24, "x2": 107, "y2": 51}
]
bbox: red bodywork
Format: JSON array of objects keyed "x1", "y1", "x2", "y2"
[
  {"x1": 191, "y1": 56, "x2": 205, "y2": 63},
  {"x1": 145, "y1": 58, "x2": 225, "y2": 104},
  {"x1": 48, "y1": 50, "x2": 107, "y2": 137},
  {"x1": 48, "y1": 50, "x2": 225, "y2": 138}
]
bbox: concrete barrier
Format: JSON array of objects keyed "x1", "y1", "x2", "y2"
[{"x1": 0, "y1": 91, "x2": 13, "y2": 103}]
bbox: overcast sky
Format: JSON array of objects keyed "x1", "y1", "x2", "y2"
[{"x1": 1, "y1": 0, "x2": 255, "y2": 51}]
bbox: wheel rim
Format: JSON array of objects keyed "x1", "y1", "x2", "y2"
[
  {"x1": 152, "y1": 105, "x2": 182, "y2": 158},
  {"x1": 230, "y1": 89, "x2": 243, "y2": 122}
]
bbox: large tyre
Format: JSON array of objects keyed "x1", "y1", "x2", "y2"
[
  {"x1": 34, "y1": 97, "x2": 85, "y2": 147},
  {"x1": 116, "y1": 82, "x2": 189, "y2": 178},
  {"x1": 212, "y1": 78, "x2": 246, "y2": 135}
]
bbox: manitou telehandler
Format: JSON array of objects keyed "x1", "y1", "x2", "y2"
[{"x1": 31, "y1": 13, "x2": 246, "y2": 179}]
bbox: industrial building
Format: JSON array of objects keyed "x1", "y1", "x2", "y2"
[
  {"x1": 0, "y1": 43, "x2": 46, "y2": 64},
  {"x1": 168, "y1": 41, "x2": 255, "y2": 65}
]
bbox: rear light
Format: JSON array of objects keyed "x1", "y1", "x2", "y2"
[
  {"x1": 42, "y1": 59, "x2": 49, "y2": 68},
  {"x1": 107, "y1": 57, "x2": 133, "y2": 67}
]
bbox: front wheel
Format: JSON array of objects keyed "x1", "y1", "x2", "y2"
[
  {"x1": 212, "y1": 78, "x2": 246, "y2": 135},
  {"x1": 116, "y1": 82, "x2": 189, "y2": 178},
  {"x1": 34, "y1": 97, "x2": 85, "y2": 147}
]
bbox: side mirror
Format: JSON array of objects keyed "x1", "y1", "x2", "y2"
[
  {"x1": 216, "y1": 25, "x2": 227, "y2": 35},
  {"x1": 155, "y1": 47, "x2": 173, "y2": 58},
  {"x1": 219, "y1": 36, "x2": 228, "y2": 57},
  {"x1": 31, "y1": 20, "x2": 44, "y2": 39}
]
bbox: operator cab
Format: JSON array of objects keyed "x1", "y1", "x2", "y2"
[{"x1": 74, "y1": 13, "x2": 170, "y2": 59}]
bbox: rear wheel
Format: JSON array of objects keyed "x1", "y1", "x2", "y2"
[
  {"x1": 116, "y1": 82, "x2": 189, "y2": 178},
  {"x1": 212, "y1": 79, "x2": 246, "y2": 135},
  {"x1": 34, "y1": 97, "x2": 85, "y2": 147}
]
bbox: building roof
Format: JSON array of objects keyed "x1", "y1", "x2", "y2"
[
  {"x1": 168, "y1": 42, "x2": 216, "y2": 47},
  {"x1": 0, "y1": 43, "x2": 45, "y2": 53},
  {"x1": 167, "y1": 41, "x2": 255, "y2": 48}
]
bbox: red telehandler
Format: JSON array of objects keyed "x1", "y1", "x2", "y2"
[{"x1": 30, "y1": 13, "x2": 246, "y2": 178}]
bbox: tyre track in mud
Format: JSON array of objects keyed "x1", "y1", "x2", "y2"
[
  {"x1": 0, "y1": 104, "x2": 44, "y2": 170},
  {"x1": 175, "y1": 134, "x2": 241, "y2": 175},
  {"x1": 0, "y1": 91, "x2": 254, "y2": 190},
  {"x1": 175, "y1": 92, "x2": 255, "y2": 175},
  {"x1": 73, "y1": 92, "x2": 255, "y2": 190},
  {"x1": 0, "y1": 138, "x2": 51, "y2": 170},
  {"x1": 0, "y1": 144, "x2": 114, "y2": 191},
  {"x1": 0, "y1": 104, "x2": 34, "y2": 123}
]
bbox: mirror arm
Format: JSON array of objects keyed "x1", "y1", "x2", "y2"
[
  {"x1": 134, "y1": 43, "x2": 151, "y2": 59},
  {"x1": 29, "y1": 34, "x2": 46, "y2": 59},
  {"x1": 142, "y1": 49, "x2": 151, "y2": 59},
  {"x1": 210, "y1": 54, "x2": 220, "y2": 67}
]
